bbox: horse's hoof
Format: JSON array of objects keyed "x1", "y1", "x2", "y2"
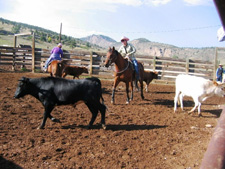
[
  {"x1": 37, "y1": 126, "x2": 44, "y2": 130},
  {"x1": 102, "y1": 124, "x2": 107, "y2": 130},
  {"x1": 126, "y1": 101, "x2": 129, "y2": 104},
  {"x1": 111, "y1": 101, "x2": 115, "y2": 104},
  {"x1": 198, "y1": 114, "x2": 203, "y2": 117},
  {"x1": 51, "y1": 118, "x2": 60, "y2": 123}
]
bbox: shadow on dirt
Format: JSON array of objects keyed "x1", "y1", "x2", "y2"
[
  {"x1": 0, "y1": 156, "x2": 23, "y2": 169},
  {"x1": 153, "y1": 99, "x2": 194, "y2": 107},
  {"x1": 105, "y1": 124, "x2": 167, "y2": 131},
  {"x1": 155, "y1": 91, "x2": 174, "y2": 94},
  {"x1": 102, "y1": 87, "x2": 112, "y2": 95},
  {"x1": 62, "y1": 124, "x2": 167, "y2": 131},
  {"x1": 202, "y1": 109, "x2": 223, "y2": 118}
]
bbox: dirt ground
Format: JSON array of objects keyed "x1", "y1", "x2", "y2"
[{"x1": 0, "y1": 72, "x2": 224, "y2": 169}]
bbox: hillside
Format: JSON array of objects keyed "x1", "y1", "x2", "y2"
[
  {"x1": 82, "y1": 35, "x2": 218, "y2": 62},
  {"x1": 0, "y1": 18, "x2": 104, "y2": 52},
  {"x1": 81, "y1": 34, "x2": 117, "y2": 48},
  {"x1": 0, "y1": 17, "x2": 224, "y2": 63}
]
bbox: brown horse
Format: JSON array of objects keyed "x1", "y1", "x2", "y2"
[
  {"x1": 47, "y1": 60, "x2": 70, "y2": 77},
  {"x1": 104, "y1": 47, "x2": 144, "y2": 104}
]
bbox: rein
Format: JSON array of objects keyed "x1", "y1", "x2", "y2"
[{"x1": 115, "y1": 61, "x2": 130, "y2": 74}]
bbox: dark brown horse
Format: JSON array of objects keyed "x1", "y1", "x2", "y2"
[
  {"x1": 47, "y1": 60, "x2": 70, "y2": 77},
  {"x1": 104, "y1": 47, "x2": 144, "y2": 104}
]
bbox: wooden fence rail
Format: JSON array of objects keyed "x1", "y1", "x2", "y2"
[{"x1": 0, "y1": 46, "x2": 218, "y2": 84}]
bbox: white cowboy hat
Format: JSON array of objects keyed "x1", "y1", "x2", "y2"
[
  {"x1": 120, "y1": 36, "x2": 129, "y2": 42},
  {"x1": 58, "y1": 43, "x2": 62, "y2": 47}
]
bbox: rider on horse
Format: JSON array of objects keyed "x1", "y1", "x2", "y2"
[
  {"x1": 44, "y1": 43, "x2": 63, "y2": 72},
  {"x1": 118, "y1": 36, "x2": 139, "y2": 80}
]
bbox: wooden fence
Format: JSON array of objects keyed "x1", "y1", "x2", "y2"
[{"x1": 0, "y1": 46, "x2": 218, "y2": 84}]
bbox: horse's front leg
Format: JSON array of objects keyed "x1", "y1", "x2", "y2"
[
  {"x1": 111, "y1": 77, "x2": 120, "y2": 104},
  {"x1": 139, "y1": 79, "x2": 144, "y2": 100},
  {"x1": 125, "y1": 82, "x2": 130, "y2": 104},
  {"x1": 129, "y1": 80, "x2": 133, "y2": 101}
]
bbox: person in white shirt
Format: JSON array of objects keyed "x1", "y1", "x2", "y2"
[{"x1": 118, "y1": 36, "x2": 139, "y2": 80}]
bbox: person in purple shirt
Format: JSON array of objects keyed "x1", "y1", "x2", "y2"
[{"x1": 44, "y1": 43, "x2": 63, "y2": 71}]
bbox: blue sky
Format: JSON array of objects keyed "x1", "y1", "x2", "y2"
[{"x1": 0, "y1": 0, "x2": 224, "y2": 48}]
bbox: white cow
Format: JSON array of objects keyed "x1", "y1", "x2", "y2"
[{"x1": 174, "y1": 74, "x2": 225, "y2": 116}]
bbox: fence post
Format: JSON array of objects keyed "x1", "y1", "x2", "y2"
[
  {"x1": 32, "y1": 32, "x2": 35, "y2": 73},
  {"x1": 213, "y1": 48, "x2": 218, "y2": 81},
  {"x1": 186, "y1": 58, "x2": 189, "y2": 74},
  {"x1": 153, "y1": 56, "x2": 156, "y2": 71},
  {"x1": 21, "y1": 53, "x2": 25, "y2": 69},
  {"x1": 12, "y1": 36, "x2": 17, "y2": 71},
  {"x1": 89, "y1": 51, "x2": 93, "y2": 76}
]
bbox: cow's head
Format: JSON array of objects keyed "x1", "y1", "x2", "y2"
[
  {"x1": 14, "y1": 77, "x2": 30, "y2": 98},
  {"x1": 82, "y1": 67, "x2": 88, "y2": 74},
  {"x1": 153, "y1": 71, "x2": 159, "y2": 79},
  {"x1": 213, "y1": 81, "x2": 225, "y2": 97}
]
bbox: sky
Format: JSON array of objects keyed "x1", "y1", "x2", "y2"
[{"x1": 0, "y1": 0, "x2": 224, "y2": 48}]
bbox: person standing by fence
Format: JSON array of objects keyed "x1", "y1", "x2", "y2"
[
  {"x1": 44, "y1": 43, "x2": 63, "y2": 72},
  {"x1": 216, "y1": 64, "x2": 224, "y2": 82}
]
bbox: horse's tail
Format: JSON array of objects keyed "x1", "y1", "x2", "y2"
[{"x1": 138, "y1": 61, "x2": 144, "y2": 70}]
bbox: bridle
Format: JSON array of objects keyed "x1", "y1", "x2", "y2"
[
  {"x1": 107, "y1": 50, "x2": 130, "y2": 74},
  {"x1": 107, "y1": 50, "x2": 118, "y2": 65}
]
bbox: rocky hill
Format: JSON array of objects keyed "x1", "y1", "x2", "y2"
[
  {"x1": 81, "y1": 34, "x2": 117, "y2": 48},
  {"x1": 81, "y1": 35, "x2": 218, "y2": 62}
]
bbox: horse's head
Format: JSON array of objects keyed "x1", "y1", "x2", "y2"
[{"x1": 104, "y1": 47, "x2": 118, "y2": 67}]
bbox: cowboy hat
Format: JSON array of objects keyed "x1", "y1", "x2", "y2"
[
  {"x1": 120, "y1": 36, "x2": 129, "y2": 42},
  {"x1": 57, "y1": 43, "x2": 62, "y2": 47}
]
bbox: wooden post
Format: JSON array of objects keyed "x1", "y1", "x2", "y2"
[
  {"x1": 32, "y1": 32, "x2": 35, "y2": 73},
  {"x1": 12, "y1": 36, "x2": 17, "y2": 71},
  {"x1": 153, "y1": 56, "x2": 156, "y2": 71},
  {"x1": 186, "y1": 58, "x2": 189, "y2": 74},
  {"x1": 59, "y1": 23, "x2": 62, "y2": 43},
  {"x1": 213, "y1": 48, "x2": 218, "y2": 81},
  {"x1": 89, "y1": 51, "x2": 93, "y2": 76},
  {"x1": 21, "y1": 53, "x2": 25, "y2": 69}
]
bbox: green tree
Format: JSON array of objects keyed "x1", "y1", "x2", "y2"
[
  {"x1": 86, "y1": 42, "x2": 91, "y2": 48},
  {"x1": 40, "y1": 32, "x2": 47, "y2": 42},
  {"x1": 11, "y1": 25, "x2": 21, "y2": 34},
  {"x1": 70, "y1": 40, "x2": 77, "y2": 49},
  {"x1": 47, "y1": 36, "x2": 52, "y2": 43}
]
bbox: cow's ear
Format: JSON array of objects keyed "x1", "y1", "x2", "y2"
[
  {"x1": 19, "y1": 77, "x2": 30, "y2": 83},
  {"x1": 213, "y1": 81, "x2": 218, "y2": 86}
]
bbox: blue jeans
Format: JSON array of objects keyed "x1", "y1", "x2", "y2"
[
  {"x1": 44, "y1": 54, "x2": 61, "y2": 69},
  {"x1": 217, "y1": 75, "x2": 223, "y2": 82},
  {"x1": 132, "y1": 59, "x2": 139, "y2": 80}
]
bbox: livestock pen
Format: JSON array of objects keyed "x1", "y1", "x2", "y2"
[{"x1": 0, "y1": 46, "x2": 223, "y2": 84}]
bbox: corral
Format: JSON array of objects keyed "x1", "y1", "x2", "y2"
[
  {"x1": 0, "y1": 72, "x2": 224, "y2": 168},
  {"x1": 1, "y1": 46, "x2": 225, "y2": 84}
]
